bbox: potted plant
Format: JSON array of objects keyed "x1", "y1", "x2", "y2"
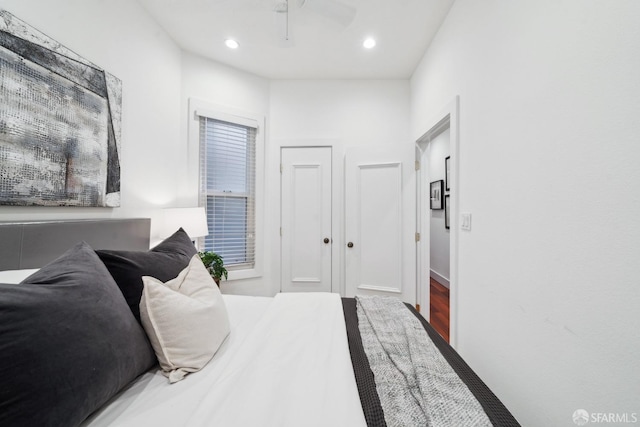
[{"x1": 198, "y1": 251, "x2": 228, "y2": 286}]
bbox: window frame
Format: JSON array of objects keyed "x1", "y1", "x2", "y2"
[{"x1": 188, "y1": 98, "x2": 264, "y2": 281}]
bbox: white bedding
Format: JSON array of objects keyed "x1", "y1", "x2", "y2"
[
  {"x1": 0, "y1": 269, "x2": 39, "y2": 283},
  {"x1": 82, "y1": 293, "x2": 367, "y2": 427}
]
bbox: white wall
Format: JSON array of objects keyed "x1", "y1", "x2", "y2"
[
  {"x1": 7, "y1": 3, "x2": 638, "y2": 423},
  {"x1": 0, "y1": 4, "x2": 414, "y2": 299},
  {"x1": 269, "y1": 80, "x2": 413, "y2": 298},
  {"x1": 0, "y1": 0, "x2": 182, "y2": 238},
  {"x1": 179, "y1": 52, "x2": 271, "y2": 295},
  {"x1": 411, "y1": 1, "x2": 640, "y2": 425},
  {"x1": 428, "y1": 128, "x2": 450, "y2": 286}
]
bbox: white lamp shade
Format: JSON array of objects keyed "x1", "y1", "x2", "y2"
[{"x1": 162, "y1": 207, "x2": 209, "y2": 239}]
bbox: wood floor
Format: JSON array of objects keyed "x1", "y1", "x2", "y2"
[{"x1": 429, "y1": 278, "x2": 450, "y2": 343}]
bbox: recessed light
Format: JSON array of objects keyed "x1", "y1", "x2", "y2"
[
  {"x1": 225, "y1": 39, "x2": 239, "y2": 49},
  {"x1": 363, "y1": 38, "x2": 376, "y2": 49}
]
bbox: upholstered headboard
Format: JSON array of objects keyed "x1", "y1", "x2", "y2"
[{"x1": 0, "y1": 218, "x2": 151, "y2": 270}]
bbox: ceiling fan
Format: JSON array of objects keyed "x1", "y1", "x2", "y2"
[{"x1": 273, "y1": 0, "x2": 357, "y2": 46}]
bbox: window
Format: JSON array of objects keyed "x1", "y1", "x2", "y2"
[{"x1": 197, "y1": 111, "x2": 259, "y2": 273}]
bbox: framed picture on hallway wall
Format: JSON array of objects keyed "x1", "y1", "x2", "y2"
[
  {"x1": 445, "y1": 194, "x2": 450, "y2": 229},
  {"x1": 430, "y1": 180, "x2": 443, "y2": 210},
  {"x1": 445, "y1": 156, "x2": 450, "y2": 191}
]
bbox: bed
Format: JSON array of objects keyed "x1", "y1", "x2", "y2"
[{"x1": 0, "y1": 219, "x2": 520, "y2": 427}]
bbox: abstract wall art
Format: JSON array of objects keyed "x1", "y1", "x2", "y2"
[{"x1": 0, "y1": 9, "x2": 121, "y2": 207}]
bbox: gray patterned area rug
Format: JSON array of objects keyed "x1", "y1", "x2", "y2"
[{"x1": 356, "y1": 295, "x2": 493, "y2": 427}]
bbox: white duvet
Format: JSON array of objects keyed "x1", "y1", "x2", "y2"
[{"x1": 82, "y1": 293, "x2": 367, "y2": 427}]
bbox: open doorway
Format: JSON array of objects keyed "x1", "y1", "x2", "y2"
[{"x1": 415, "y1": 96, "x2": 459, "y2": 346}]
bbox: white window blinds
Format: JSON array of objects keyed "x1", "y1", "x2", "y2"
[{"x1": 199, "y1": 116, "x2": 256, "y2": 270}]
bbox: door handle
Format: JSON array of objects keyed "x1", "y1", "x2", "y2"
[
  {"x1": 324, "y1": 238, "x2": 330, "y2": 244},
  {"x1": 347, "y1": 242, "x2": 354, "y2": 248}
]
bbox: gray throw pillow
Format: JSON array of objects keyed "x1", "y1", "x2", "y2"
[
  {"x1": 0, "y1": 242, "x2": 156, "y2": 427},
  {"x1": 96, "y1": 228, "x2": 197, "y2": 323}
]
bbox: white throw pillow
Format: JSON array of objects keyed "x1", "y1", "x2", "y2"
[{"x1": 140, "y1": 254, "x2": 230, "y2": 383}]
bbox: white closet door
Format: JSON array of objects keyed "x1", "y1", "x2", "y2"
[
  {"x1": 281, "y1": 147, "x2": 332, "y2": 293},
  {"x1": 345, "y1": 146, "x2": 412, "y2": 302}
]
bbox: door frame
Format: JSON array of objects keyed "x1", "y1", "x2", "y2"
[
  {"x1": 415, "y1": 96, "x2": 460, "y2": 346},
  {"x1": 278, "y1": 141, "x2": 339, "y2": 293}
]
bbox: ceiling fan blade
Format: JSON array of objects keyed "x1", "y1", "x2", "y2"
[{"x1": 297, "y1": 0, "x2": 356, "y2": 28}]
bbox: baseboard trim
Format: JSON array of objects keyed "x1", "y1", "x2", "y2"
[{"x1": 430, "y1": 269, "x2": 450, "y2": 289}]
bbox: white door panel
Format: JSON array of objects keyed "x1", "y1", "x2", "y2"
[
  {"x1": 345, "y1": 147, "x2": 413, "y2": 302},
  {"x1": 355, "y1": 163, "x2": 402, "y2": 293},
  {"x1": 281, "y1": 147, "x2": 332, "y2": 292}
]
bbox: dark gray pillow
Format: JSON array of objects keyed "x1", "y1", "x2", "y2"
[
  {"x1": 96, "y1": 228, "x2": 197, "y2": 323},
  {"x1": 0, "y1": 242, "x2": 156, "y2": 427}
]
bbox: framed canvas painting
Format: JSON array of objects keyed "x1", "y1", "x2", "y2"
[{"x1": 0, "y1": 9, "x2": 121, "y2": 207}]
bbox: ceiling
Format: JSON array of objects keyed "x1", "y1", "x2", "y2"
[{"x1": 138, "y1": 0, "x2": 455, "y2": 80}]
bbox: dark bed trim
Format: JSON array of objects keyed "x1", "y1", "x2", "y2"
[
  {"x1": 403, "y1": 303, "x2": 521, "y2": 427},
  {"x1": 0, "y1": 219, "x2": 150, "y2": 270},
  {"x1": 341, "y1": 298, "x2": 521, "y2": 427},
  {"x1": 342, "y1": 298, "x2": 387, "y2": 427}
]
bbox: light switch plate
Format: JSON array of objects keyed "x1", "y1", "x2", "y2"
[{"x1": 461, "y1": 213, "x2": 472, "y2": 231}]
